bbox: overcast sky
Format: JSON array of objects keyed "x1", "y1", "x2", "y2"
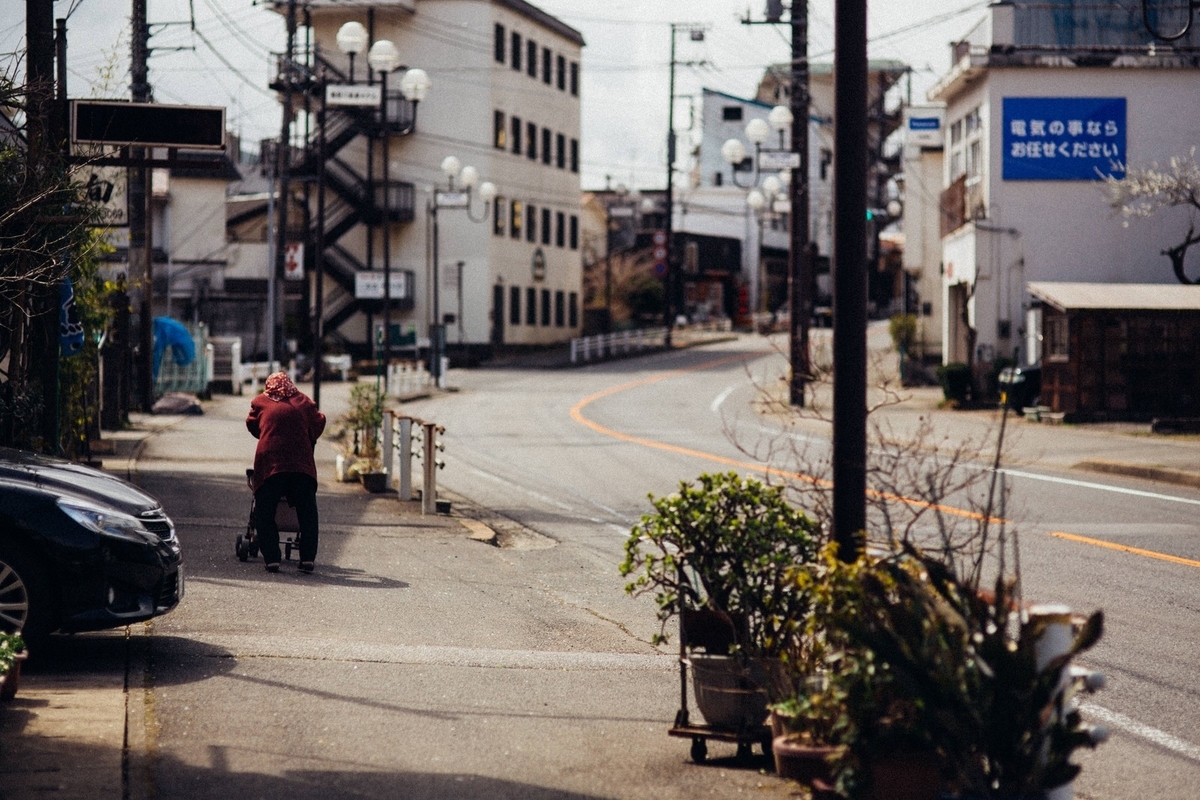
[{"x1": 0, "y1": 0, "x2": 990, "y2": 189}]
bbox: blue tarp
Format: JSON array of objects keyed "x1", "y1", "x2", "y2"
[{"x1": 153, "y1": 317, "x2": 196, "y2": 379}]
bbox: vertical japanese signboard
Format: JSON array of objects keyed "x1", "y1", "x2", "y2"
[{"x1": 1002, "y1": 97, "x2": 1126, "y2": 181}]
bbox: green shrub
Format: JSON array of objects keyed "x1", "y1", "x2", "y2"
[
  {"x1": 936, "y1": 362, "x2": 972, "y2": 404},
  {"x1": 888, "y1": 313, "x2": 918, "y2": 354},
  {"x1": 620, "y1": 472, "x2": 819, "y2": 658}
]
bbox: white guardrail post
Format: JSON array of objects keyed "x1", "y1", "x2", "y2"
[
  {"x1": 421, "y1": 420, "x2": 445, "y2": 515},
  {"x1": 398, "y1": 416, "x2": 414, "y2": 501}
]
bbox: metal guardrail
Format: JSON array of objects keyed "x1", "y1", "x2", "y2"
[
  {"x1": 384, "y1": 410, "x2": 445, "y2": 514},
  {"x1": 568, "y1": 319, "x2": 734, "y2": 364}
]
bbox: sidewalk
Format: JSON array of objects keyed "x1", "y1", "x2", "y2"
[{"x1": 0, "y1": 379, "x2": 480, "y2": 799}]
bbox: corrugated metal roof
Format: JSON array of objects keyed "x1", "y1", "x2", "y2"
[{"x1": 1028, "y1": 282, "x2": 1200, "y2": 311}]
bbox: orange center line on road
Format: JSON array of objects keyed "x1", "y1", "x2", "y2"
[
  {"x1": 568, "y1": 352, "x2": 991, "y2": 523},
  {"x1": 1050, "y1": 531, "x2": 1200, "y2": 569}
]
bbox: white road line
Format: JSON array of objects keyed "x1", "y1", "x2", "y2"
[
  {"x1": 710, "y1": 385, "x2": 736, "y2": 414},
  {"x1": 742, "y1": 425, "x2": 1200, "y2": 507},
  {"x1": 1081, "y1": 703, "x2": 1200, "y2": 762},
  {"x1": 1000, "y1": 468, "x2": 1200, "y2": 507}
]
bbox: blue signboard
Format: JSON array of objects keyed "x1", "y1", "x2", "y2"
[{"x1": 1002, "y1": 97, "x2": 1126, "y2": 181}]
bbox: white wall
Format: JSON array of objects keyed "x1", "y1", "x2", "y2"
[{"x1": 939, "y1": 66, "x2": 1200, "y2": 363}]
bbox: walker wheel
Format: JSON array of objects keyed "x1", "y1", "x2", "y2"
[
  {"x1": 690, "y1": 737, "x2": 707, "y2": 763},
  {"x1": 235, "y1": 534, "x2": 249, "y2": 562}
]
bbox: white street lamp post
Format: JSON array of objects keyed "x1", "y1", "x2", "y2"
[{"x1": 429, "y1": 156, "x2": 494, "y2": 386}]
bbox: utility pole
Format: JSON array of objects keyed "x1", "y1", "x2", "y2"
[
  {"x1": 26, "y1": 0, "x2": 60, "y2": 446},
  {"x1": 129, "y1": 0, "x2": 154, "y2": 411},
  {"x1": 832, "y1": 0, "x2": 870, "y2": 558},
  {"x1": 272, "y1": 0, "x2": 299, "y2": 370},
  {"x1": 744, "y1": 2, "x2": 811, "y2": 407},
  {"x1": 788, "y1": 6, "x2": 812, "y2": 407},
  {"x1": 664, "y1": 23, "x2": 708, "y2": 344}
]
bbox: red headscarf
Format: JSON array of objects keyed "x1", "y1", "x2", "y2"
[{"x1": 263, "y1": 372, "x2": 299, "y2": 401}]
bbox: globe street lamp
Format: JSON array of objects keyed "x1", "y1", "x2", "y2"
[
  {"x1": 336, "y1": 21, "x2": 367, "y2": 82},
  {"x1": 746, "y1": 172, "x2": 789, "y2": 317},
  {"x1": 721, "y1": 105, "x2": 794, "y2": 188},
  {"x1": 429, "y1": 156, "x2": 495, "y2": 386},
  {"x1": 311, "y1": 29, "x2": 431, "y2": 406}
]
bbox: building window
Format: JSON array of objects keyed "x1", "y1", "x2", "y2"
[
  {"x1": 948, "y1": 108, "x2": 982, "y2": 183},
  {"x1": 511, "y1": 115, "x2": 522, "y2": 154},
  {"x1": 526, "y1": 287, "x2": 537, "y2": 325},
  {"x1": 569, "y1": 292, "x2": 578, "y2": 327},
  {"x1": 556, "y1": 54, "x2": 566, "y2": 90},
  {"x1": 570, "y1": 61, "x2": 579, "y2": 96},
  {"x1": 511, "y1": 31, "x2": 522, "y2": 71},
  {"x1": 493, "y1": 196, "x2": 506, "y2": 236},
  {"x1": 1046, "y1": 315, "x2": 1070, "y2": 362},
  {"x1": 556, "y1": 133, "x2": 565, "y2": 169},
  {"x1": 510, "y1": 200, "x2": 522, "y2": 239},
  {"x1": 509, "y1": 286, "x2": 521, "y2": 325},
  {"x1": 554, "y1": 290, "x2": 565, "y2": 327},
  {"x1": 526, "y1": 121, "x2": 537, "y2": 160},
  {"x1": 569, "y1": 138, "x2": 579, "y2": 173},
  {"x1": 541, "y1": 128, "x2": 552, "y2": 165},
  {"x1": 541, "y1": 288, "x2": 551, "y2": 326},
  {"x1": 526, "y1": 203, "x2": 537, "y2": 242},
  {"x1": 569, "y1": 214, "x2": 578, "y2": 250},
  {"x1": 555, "y1": 211, "x2": 565, "y2": 247},
  {"x1": 494, "y1": 24, "x2": 505, "y2": 63},
  {"x1": 527, "y1": 40, "x2": 537, "y2": 78},
  {"x1": 493, "y1": 110, "x2": 506, "y2": 149},
  {"x1": 541, "y1": 207, "x2": 551, "y2": 245},
  {"x1": 722, "y1": 106, "x2": 743, "y2": 121},
  {"x1": 542, "y1": 47, "x2": 552, "y2": 84}
]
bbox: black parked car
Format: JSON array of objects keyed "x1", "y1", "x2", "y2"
[{"x1": 0, "y1": 448, "x2": 182, "y2": 645}]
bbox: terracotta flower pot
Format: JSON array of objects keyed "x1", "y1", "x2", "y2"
[
  {"x1": 772, "y1": 736, "x2": 839, "y2": 785},
  {"x1": 0, "y1": 650, "x2": 29, "y2": 702},
  {"x1": 863, "y1": 749, "x2": 943, "y2": 800}
]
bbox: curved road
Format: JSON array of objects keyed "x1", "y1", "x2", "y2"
[{"x1": 405, "y1": 333, "x2": 1200, "y2": 800}]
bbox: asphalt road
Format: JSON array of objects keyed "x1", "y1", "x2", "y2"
[
  {"x1": 405, "y1": 332, "x2": 1200, "y2": 800},
  {"x1": 16, "y1": 329, "x2": 1198, "y2": 799}
]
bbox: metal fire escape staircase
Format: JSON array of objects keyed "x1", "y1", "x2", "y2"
[{"x1": 276, "y1": 52, "x2": 419, "y2": 351}]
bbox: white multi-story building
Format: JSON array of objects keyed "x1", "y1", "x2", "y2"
[
  {"x1": 266, "y1": 0, "x2": 584, "y2": 360},
  {"x1": 930, "y1": 1, "x2": 1200, "y2": 368}
]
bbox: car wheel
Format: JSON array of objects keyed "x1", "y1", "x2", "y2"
[{"x1": 0, "y1": 542, "x2": 55, "y2": 646}]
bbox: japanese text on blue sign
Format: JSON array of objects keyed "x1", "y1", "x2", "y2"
[{"x1": 1002, "y1": 97, "x2": 1126, "y2": 181}]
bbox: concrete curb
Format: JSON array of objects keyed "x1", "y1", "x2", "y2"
[{"x1": 1074, "y1": 459, "x2": 1200, "y2": 490}]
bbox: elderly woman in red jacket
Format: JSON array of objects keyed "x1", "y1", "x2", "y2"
[{"x1": 247, "y1": 372, "x2": 326, "y2": 573}]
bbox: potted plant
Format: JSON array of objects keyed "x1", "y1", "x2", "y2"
[
  {"x1": 0, "y1": 632, "x2": 27, "y2": 702},
  {"x1": 621, "y1": 472, "x2": 821, "y2": 730},
  {"x1": 782, "y1": 543, "x2": 1106, "y2": 800},
  {"x1": 341, "y1": 383, "x2": 388, "y2": 492}
]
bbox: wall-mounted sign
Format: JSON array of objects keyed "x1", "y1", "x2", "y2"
[
  {"x1": 906, "y1": 109, "x2": 944, "y2": 148},
  {"x1": 76, "y1": 164, "x2": 128, "y2": 226},
  {"x1": 325, "y1": 84, "x2": 382, "y2": 107},
  {"x1": 283, "y1": 242, "x2": 304, "y2": 280},
  {"x1": 531, "y1": 248, "x2": 546, "y2": 281},
  {"x1": 355, "y1": 272, "x2": 411, "y2": 300},
  {"x1": 1002, "y1": 97, "x2": 1126, "y2": 181}
]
